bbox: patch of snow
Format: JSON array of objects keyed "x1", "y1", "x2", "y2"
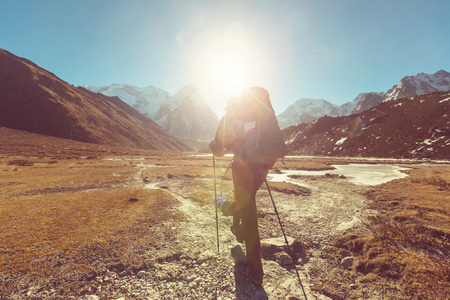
[
  {"x1": 439, "y1": 97, "x2": 450, "y2": 103},
  {"x1": 335, "y1": 137, "x2": 347, "y2": 145},
  {"x1": 268, "y1": 164, "x2": 410, "y2": 186},
  {"x1": 422, "y1": 136, "x2": 445, "y2": 146},
  {"x1": 286, "y1": 132, "x2": 301, "y2": 144}
]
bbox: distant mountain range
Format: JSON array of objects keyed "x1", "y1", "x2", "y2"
[
  {"x1": 83, "y1": 84, "x2": 170, "y2": 120},
  {"x1": 0, "y1": 48, "x2": 190, "y2": 152},
  {"x1": 282, "y1": 91, "x2": 450, "y2": 159},
  {"x1": 1, "y1": 47, "x2": 449, "y2": 159},
  {"x1": 278, "y1": 70, "x2": 450, "y2": 129},
  {"x1": 83, "y1": 84, "x2": 219, "y2": 141}
]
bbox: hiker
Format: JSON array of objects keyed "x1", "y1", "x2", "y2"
[{"x1": 210, "y1": 87, "x2": 283, "y2": 286}]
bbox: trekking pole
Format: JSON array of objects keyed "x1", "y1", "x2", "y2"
[
  {"x1": 265, "y1": 179, "x2": 308, "y2": 300},
  {"x1": 213, "y1": 154, "x2": 220, "y2": 253},
  {"x1": 220, "y1": 160, "x2": 233, "y2": 196}
]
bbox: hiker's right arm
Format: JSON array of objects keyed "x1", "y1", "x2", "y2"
[{"x1": 210, "y1": 116, "x2": 237, "y2": 157}]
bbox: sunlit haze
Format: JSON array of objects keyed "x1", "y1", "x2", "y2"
[
  {"x1": 192, "y1": 33, "x2": 265, "y2": 110},
  {"x1": 1, "y1": 0, "x2": 449, "y2": 117}
]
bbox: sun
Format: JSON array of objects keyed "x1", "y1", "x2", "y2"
[
  {"x1": 192, "y1": 37, "x2": 262, "y2": 115},
  {"x1": 209, "y1": 52, "x2": 247, "y2": 92}
]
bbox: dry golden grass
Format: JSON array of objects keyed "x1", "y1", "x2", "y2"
[
  {"x1": 1, "y1": 159, "x2": 135, "y2": 197},
  {"x1": 0, "y1": 157, "x2": 181, "y2": 296},
  {"x1": 1, "y1": 188, "x2": 175, "y2": 271},
  {"x1": 1, "y1": 141, "x2": 449, "y2": 299},
  {"x1": 262, "y1": 181, "x2": 311, "y2": 196}
]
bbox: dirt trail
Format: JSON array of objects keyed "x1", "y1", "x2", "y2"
[{"x1": 130, "y1": 160, "x2": 384, "y2": 299}]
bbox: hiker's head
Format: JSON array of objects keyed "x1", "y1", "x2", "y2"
[{"x1": 241, "y1": 87, "x2": 274, "y2": 116}]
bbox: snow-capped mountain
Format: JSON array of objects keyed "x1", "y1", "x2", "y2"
[
  {"x1": 154, "y1": 84, "x2": 219, "y2": 140},
  {"x1": 282, "y1": 91, "x2": 450, "y2": 159},
  {"x1": 351, "y1": 92, "x2": 385, "y2": 114},
  {"x1": 384, "y1": 70, "x2": 450, "y2": 101},
  {"x1": 278, "y1": 70, "x2": 450, "y2": 129},
  {"x1": 83, "y1": 84, "x2": 170, "y2": 119},
  {"x1": 277, "y1": 98, "x2": 340, "y2": 129},
  {"x1": 84, "y1": 84, "x2": 219, "y2": 141}
]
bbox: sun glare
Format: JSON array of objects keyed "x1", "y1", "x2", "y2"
[
  {"x1": 210, "y1": 53, "x2": 247, "y2": 91},
  {"x1": 193, "y1": 35, "x2": 263, "y2": 115}
]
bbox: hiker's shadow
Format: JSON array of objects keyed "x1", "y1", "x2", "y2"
[{"x1": 231, "y1": 245, "x2": 268, "y2": 300}]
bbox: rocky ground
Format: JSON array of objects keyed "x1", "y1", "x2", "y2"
[
  {"x1": 67, "y1": 158, "x2": 382, "y2": 300},
  {"x1": 1, "y1": 151, "x2": 449, "y2": 299}
]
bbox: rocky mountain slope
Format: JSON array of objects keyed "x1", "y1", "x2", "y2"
[
  {"x1": 283, "y1": 91, "x2": 450, "y2": 159},
  {"x1": 84, "y1": 84, "x2": 219, "y2": 141},
  {"x1": 0, "y1": 48, "x2": 190, "y2": 152},
  {"x1": 350, "y1": 92, "x2": 386, "y2": 114},
  {"x1": 278, "y1": 70, "x2": 450, "y2": 128},
  {"x1": 154, "y1": 84, "x2": 219, "y2": 140}
]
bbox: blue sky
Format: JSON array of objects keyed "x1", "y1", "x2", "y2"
[{"x1": 1, "y1": 0, "x2": 449, "y2": 117}]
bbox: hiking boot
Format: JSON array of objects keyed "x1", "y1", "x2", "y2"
[
  {"x1": 235, "y1": 261, "x2": 263, "y2": 286},
  {"x1": 230, "y1": 225, "x2": 244, "y2": 243}
]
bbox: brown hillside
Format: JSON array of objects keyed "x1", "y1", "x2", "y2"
[
  {"x1": 284, "y1": 91, "x2": 450, "y2": 159},
  {"x1": 0, "y1": 48, "x2": 190, "y2": 152}
]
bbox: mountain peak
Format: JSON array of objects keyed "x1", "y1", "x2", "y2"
[
  {"x1": 385, "y1": 70, "x2": 450, "y2": 101},
  {"x1": 85, "y1": 83, "x2": 218, "y2": 141},
  {"x1": 277, "y1": 69, "x2": 450, "y2": 129},
  {"x1": 277, "y1": 98, "x2": 339, "y2": 129}
]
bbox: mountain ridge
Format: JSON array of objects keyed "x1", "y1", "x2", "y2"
[
  {"x1": 278, "y1": 70, "x2": 450, "y2": 129},
  {"x1": 0, "y1": 48, "x2": 190, "y2": 152},
  {"x1": 84, "y1": 83, "x2": 219, "y2": 141},
  {"x1": 282, "y1": 91, "x2": 450, "y2": 159}
]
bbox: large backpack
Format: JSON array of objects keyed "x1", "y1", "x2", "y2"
[{"x1": 240, "y1": 87, "x2": 288, "y2": 164}]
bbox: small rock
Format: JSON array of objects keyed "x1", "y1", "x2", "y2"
[
  {"x1": 78, "y1": 296, "x2": 99, "y2": 300},
  {"x1": 27, "y1": 286, "x2": 41, "y2": 296},
  {"x1": 129, "y1": 197, "x2": 139, "y2": 202},
  {"x1": 118, "y1": 271, "x2": 127, "y2": 277},
  {"x1": 261, "y1": 236, "x2": 305, "y2": 262},
  {"x1": 341, "y1": 256, "x2": 355, "y2": 267},
  {"x1": 275, "y1": 251, "x2": 293, "y2": 266},
  {"x1": 137, "y1": 270, "x2": 146, "y2": 278},
  {"x1": 272, "y1": 168, "x2": 283, "y2": 174},
  {"x1": 197, "y1": 250, "x2": 216, "y2": 264}
]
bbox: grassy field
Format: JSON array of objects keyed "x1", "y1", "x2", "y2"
[
  {"x1": 0, "y1": 156, "x2": 181, "y2": 296},
  {"x1": 0, "y1": 151, "x2": 449, "y2": 298}
]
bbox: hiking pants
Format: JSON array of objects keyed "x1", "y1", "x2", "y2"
[{"x1": 232, "y1": 162, "x2": 269, "y2": 281}]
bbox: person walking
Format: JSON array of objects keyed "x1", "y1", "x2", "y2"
[{"x1": 210, "y1": 87, "x2": 282, "y2": 286}]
